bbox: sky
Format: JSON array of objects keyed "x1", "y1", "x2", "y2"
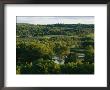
[{"x1": 16, "y1": 16, "x2": 94, "y2": 25}]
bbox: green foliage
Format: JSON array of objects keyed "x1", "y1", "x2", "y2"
[
  {"x1": 31, "y1": 59, "x2": 49, "y2": 74},
  {"x1": 17, "y1": 59, "x2": 61, "y2": 74},
  {"x1": 17, "y1": 60, "x2": 94, "y2": 74},
  {"x1": 16, "y1": 23, "x2": 94, "y2": 74},
  {"x1": 65, "y1": 52, "x2": 77, "y2": 64},
  {"x1": 16, "y1": 66, "x2": 21, "y2": 74},
  {"x1": 20, "y1": 65, "x2": 32, "y2": 74},
  {"x1": 61, "y1": 61, "x2": 94, "y2": 74},
  {"x1": 16, "y1": 23, "x2": 94, "y2": 37},
  {"x1": 31, "y1": 59, "x2": 61, "y2": 74},
  {"x1": 16, "y1": 42, "x2": 43, "y2": 63},
  {"x1": 84, "y1": 46, "x2": 94, "y2": 63}
]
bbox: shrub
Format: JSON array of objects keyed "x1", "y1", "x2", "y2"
[
  {"x1": 61, "y1": 61, "x2": 94, "y2": 74},
  {"x1": 16, "y1": 66, "x2": 21, "y2": 74},
  {"x1": 19, "y1": 63, "x2": 32, "y2": 74},
  {"x1": 17, "y1": 59, "x2": 94, "y2": 74},
  {"x1": 31, "y1": 59, "x2": 61, "y2": 74}
]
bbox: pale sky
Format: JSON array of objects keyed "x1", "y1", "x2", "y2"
[{"x1": 16, "y1": 16, "x2": 94, "y2": 24}]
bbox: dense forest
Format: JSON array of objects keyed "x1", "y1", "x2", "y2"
[{"x1": 16, "y1": 23, "x2": 94, "y2": 74}]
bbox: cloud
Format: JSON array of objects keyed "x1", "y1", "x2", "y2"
[{"x1": 17, "y1": 16, "x2": 94, "y2": 24}]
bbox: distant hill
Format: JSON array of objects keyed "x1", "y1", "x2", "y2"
[{"x1": 16, "y1": 23, "x2": 94, "y2": 37}]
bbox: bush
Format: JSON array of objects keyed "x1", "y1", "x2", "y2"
[
  {"x1": 31, "y1": 59, "x2": 48, "y2": 74},
  {"x1": 61, "y1": 61, "x2": 94, "y2": 74},
  {"x1": 30, "y1": 59, "x2": 61, "y2": 74},
  {"x1": 73, "y1": 62, "x2": 94, "y2": 74},
  {"x1": 16, "y1": 43, "x2": 43, "y2": 63},
  {"x1": 16, "y1": 66, "x2": 21, "y2": 74},
  {"x1": 16, "y1": 42, "x2": 54, "y2": 63},
  {"x1": 17, "y1": 59, "x2": 94, "y2": 74},
  {"x1": 19, "y1": 63, "x2": 32, "y2": 74},
  {"x1": 64, "y1": 52, "x2": 77, "y2": 64}
]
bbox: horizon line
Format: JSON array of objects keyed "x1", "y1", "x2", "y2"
[{"x1": 16, "y1": 22, "x2": 94, "y2": 25}]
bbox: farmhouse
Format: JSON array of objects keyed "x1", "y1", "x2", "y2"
[{"x1": 52, "y1": 56, "x2": 64, "y2": 64}]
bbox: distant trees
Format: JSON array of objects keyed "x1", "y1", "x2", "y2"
[{"x1": 16, "y1": 23, "x2": 94, "y2": 37}]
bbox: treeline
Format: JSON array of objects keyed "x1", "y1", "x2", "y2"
[{"x1": 16, "y1": 23, "x2": 94, "y2": 37}]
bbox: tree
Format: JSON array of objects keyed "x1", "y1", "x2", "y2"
[
  {"x1": 65, "y1": 52, "x2": 77, "y2": 64},
  {"x1": 84, "y1": 46, "x2": 94, "y2": 63},
  {"x1": 54, "y1": 43, "x2": 69, "y2": 61}
]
